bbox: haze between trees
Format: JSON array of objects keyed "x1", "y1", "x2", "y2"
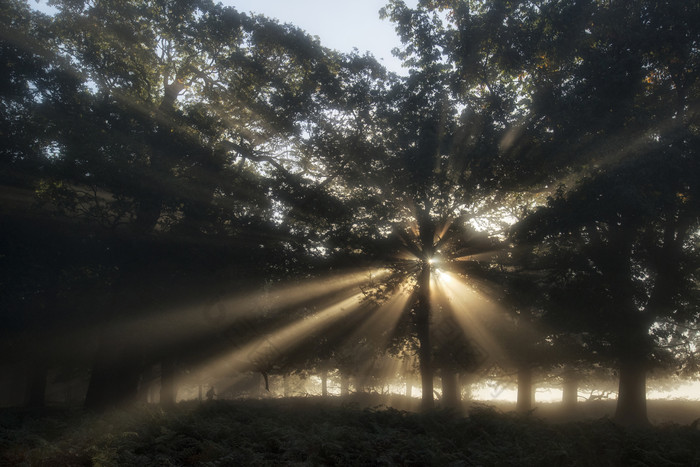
[{"x1": 1, "y1": 0, "x2": 699, "y2": 428}]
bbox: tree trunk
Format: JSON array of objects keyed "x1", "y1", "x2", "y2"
[
  {"x1": 614, "y1": 357, "x2": 649, "y2": 426},
  {"x1": 562, "y1": 369, "x2": 578, "y2": 409},
  {"x1": 460, "y1": 373, "x2": 474, "y2": 401},
  {"x1": 84, "y1": 343, "x2": 140, "y2": 410},
  {"x1": 283, "y1": 373, "x2": 290, "y2": 398},
  {"x1": 85, "y1": 363, "x2": 140, "y2": 410},
  {"x1": 321, "y1": 369, "x2": 328, "y2": 397},
  {"x1": 405, "y1": 380, "x2": 412, "y2": 398},
  {"x1": 24, "y1": 362, "x2": 48, "y2": 409},
  {"x1": 441, "y1": 370, "x2": 461, "y2": 409},
  {"x1": 516, "y1": 366, "x2": 534, "y2": 413},
  {"x1": 340, "y1": 374, "x2": 349, "y2": 396},
  {"x1": 137, "y1": 375, "x2": 149, "y2": 404},
  {"x1": 260, "y1": 372, "x2": 270, "y2": 395},
  {"x1": 160, "y1": 359, "x2": 177, "y2": 407},
  {"x1": 416, "y1": 263, "x2": 434, "y2": 411},
  {"x1": 355, "y1": 375, "x2": 365, "y2": 394}
]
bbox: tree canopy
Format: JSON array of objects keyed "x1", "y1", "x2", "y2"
[{"x1": 1, "y1": 0, "x2": 699, "y2": 426}]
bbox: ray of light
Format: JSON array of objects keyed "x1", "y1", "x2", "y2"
[
  {"x1": 441, "y1": 271, "x2": 515, "y2": 306},
  {"x1": 340, "y1": 284, "x2": 413, "y2": 349},
  {"x1": 234, "y1": 268, "x2": 391, "y2": 315},
  {"x1": 434, "y1": 218, "x2": 454, "y2": 245},
  {"x1": 432, "y1": 268, "x2": 453, "y2": 284},
  {"x1": 432, "y1": 271, "x2": 508, "y2": 364},
  {"x1": 194, "y1": 291, "x2": 367, "y2": 379},
  {"x1": 532, "y1": 110, "x2": 693, "y2": 201},
  {"x1": 395, "y1": 251, "x2": 421, "y2": 261},
  {"x1": 44, "y1": 268, "x2": 390, "y2": 362},
  {"x1": 370, "y1": 356, "x2": 406, "y2": 399},
  {"x1": 452, "y1": 249, "x2": 504, "y2": 262}
]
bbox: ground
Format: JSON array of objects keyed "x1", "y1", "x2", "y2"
[{"x1": 1, "y1": 397, "x2": 699, "y2": 466}]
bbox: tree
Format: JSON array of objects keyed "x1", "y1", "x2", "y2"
[
  {"x1": 514, "y1": 159, "x2": 700, "y2": 425},
  {"x1": 394, "y1": 0, "x2": 700, "y2": 424},
  {"x1": 0, "y1": 0, "x2": 102, "y2": 408},
  {"x1": 5, "y1": 0, "x2": 697, "y2": 420},
  {"x1": 363, "y1": 0, "x2": 554, "y2": 411},
  {"x1": 2, "y1": 0, "x2": 378, "y2": 408},
  {"x1": 505, "y1": 0, "x2": 700, "y2": 425}
]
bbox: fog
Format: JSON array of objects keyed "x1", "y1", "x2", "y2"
[{"x1": 2, "y1": 0, "x2": 699, "y2": 464}]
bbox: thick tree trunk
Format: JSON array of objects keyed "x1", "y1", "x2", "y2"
[
  {"x1": 160, "y1": 359, "x2": 177, "y2": 407},
  {"x1": 24, "y1": 362, "x2": 48, "y2": 409},
  {"x1": 260, "y1": 372, "x2": 270, "y2": 395},
  {"x1": 460, "y1": 373, "x2": 474, "y2": 401},
  {"x1": 137, "y1": 365, "x2": 156, "y2": 404},
  {"x1": 416, "y1": 263, "x2": 434, "y2": 411},
  {"x1": 441, "y1": 370, "x2": 461, "y2": 409},
  {"x1": 85, "y1": 364, "x2": 140, "y2": 410},
  {"x1": 614, "y1": 357, "x2": 649, "y2": 426},
  {"x1": 516, "y1": 366, "x2": 534, "y2": 413},
  {"x1": 562, "y1": 369, "x2": 578, "y2": 409},
  {"x1": 84, "y1": 343, "x2": 140, "y2": 410}
]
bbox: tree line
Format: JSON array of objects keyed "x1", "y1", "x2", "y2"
[{"x1": 1, "y1": 0, "x2": 699, "y2": 426}]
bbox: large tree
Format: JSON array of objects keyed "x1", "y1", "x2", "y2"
[
  {"x1": 306, "y1": 1, "x2": 540, "y2": 410},
  {"x1": 377, "y1": 0, "x2": 700, "y2": 420},
  {"x1": 504, "y1": 0, "x2": 700, "y2": 425},
  {"x1": 1, "y1": 0, "x2": 379, "y2": 408}
]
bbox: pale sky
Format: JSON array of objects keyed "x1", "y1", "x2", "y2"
[
  {"x1": 223, "y1": 1, "x2": 416, "y2": 74},
  {"x1": 32, "y1": 0, "x2": 416, "y2": 74}
]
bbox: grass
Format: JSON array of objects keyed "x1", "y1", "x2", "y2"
[{"x1": 1, "y1": 397, "x2": 699, "y2": 466}]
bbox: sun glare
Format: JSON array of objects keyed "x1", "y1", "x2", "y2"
[{"x1": 432, "y1": 268, "x2": 452, "y2": 284}]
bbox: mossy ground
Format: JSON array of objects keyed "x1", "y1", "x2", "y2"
[{"x1": 1, "y1": 397, "x2": 699, "y2": 466}]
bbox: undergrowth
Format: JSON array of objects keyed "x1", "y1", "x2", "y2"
[{"x1": 1, "y1": 399, "x2": 699, "y2": 466}]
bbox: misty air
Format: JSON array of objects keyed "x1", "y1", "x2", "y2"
[{"x1": 1, "y1": 0, "x2": 700, "y2": 465}]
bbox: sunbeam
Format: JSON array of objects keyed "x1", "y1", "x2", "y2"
[
  {"x1": 340, "y1": 283, "x2": 413, "y2": 349},
  {"x1": 432, "y1": 272, "x2": 508, "y2": 364},
  {"x1": 194, "y1": 292, "x2": 367, "y2": 378},
  {"x1": 38, "y1": 268, "x2": 391, "y2": 364},
  {"x1": 4, "y1": 3, "x2": 699, "y2": 454}
]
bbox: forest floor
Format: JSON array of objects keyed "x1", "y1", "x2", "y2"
[{"x1": 1, "y1": 396, "x2": 699, "y2": 466}]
